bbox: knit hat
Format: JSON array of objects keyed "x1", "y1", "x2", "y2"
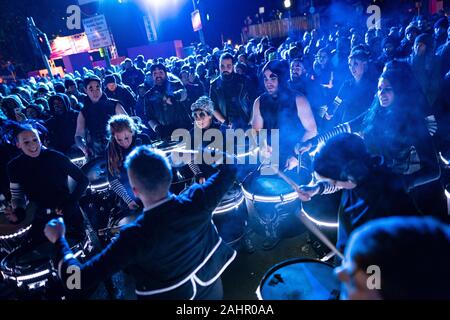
[
  {"x1": 104, "y1": 74, "x2": 116, "y2": 85},
  {"x1": 83, "y1": 74, "x2": 101, "y2": 87},
  {"x1": 434, "y1": 17, "x2": 449, "y2": 30},
  {"x1": 190, "y1": 96, "x2": 214, "y2": 115}
]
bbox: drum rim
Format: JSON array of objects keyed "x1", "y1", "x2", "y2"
[
  {"x1": 301, "y1": 208, "x2": 339, "y2": 229},
  {"x1": 242, "y1": 185, "x2": 298, "y2": 203},
  {"x1": 213, "y1": 194, "x2": 245, "y2": 215},
  {"x1": 256, "y1": 258, "x2": 337, "y2": 300},
  {"x1": 1, "y1": 238, "x2": 89, "y2": 278},
  {"x1": 242, "y1": 171, "x2": 309, "y2": 203},
  {"x1": 151, "y1": 140, "x2": 186, "y2": 152},
  {"x1": 0, "y1": 224, "x2": 32, "y2": 239},
  {"x1": 82, "y1": 157, "x2": 109, "y2": 189}
]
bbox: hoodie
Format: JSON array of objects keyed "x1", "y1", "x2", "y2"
[
  {"x1": 45, "y1": 93, "x2": 79, "y2": 154},
  {"x1": 1, "y1": 95, "x2": 25, "y2": 121}
]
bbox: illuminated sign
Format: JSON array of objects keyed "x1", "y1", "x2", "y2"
[
  {"x1": 83, "y1": 15, "x2": 112, "y2": 49},
  {"x1": 50, "y1": 33, "x2": 91, "y2": 59},
  {"x1": 191, "y1": 10, "x2": 202, "y2": 32}
]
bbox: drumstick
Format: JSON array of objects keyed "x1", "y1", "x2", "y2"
[
  {"x1": 273, "y1": 166, "x2": 345, "y2": 260},
  {"x1": 298, "y1": 210, "x2": 344, "y2": 260},
  {"x1": 273, "y1": 167, "x2": 301, "y2": 193}
]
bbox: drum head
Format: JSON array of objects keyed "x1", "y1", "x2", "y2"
[
  {"x1": 151, "y1": 140, "x2": 189, "y2": 168},
  {"x1": 1, "y1": 238, "x2": 86, "y2": 278},
  {"x1": 0, "y1": 203, "x2": 35, "y2": 237},
  {"x1": 1, "y1": 242, "x2": 55, "y2": 275},
  {"x1": 68, "y1": 148, "x2": 87, "y2": 167},
  {"x1": 82, "y1": 157, "x2": 109, "y2": 188},
  {"x1": 217, "y1": 184, "x2": 244, "y2": 208},
  {"x1": 243, "y1": 170, "x2": 311, "y2": 198},
  {"x1": 258, "y1": 258, "x2": 340, "y2": 300},
  {"x1": 150, "y1": 140, "x2": 184, "y2": 151}
]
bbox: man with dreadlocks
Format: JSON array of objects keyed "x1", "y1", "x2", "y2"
[{"x1": 4, "y1": 121, "x2": 89, "y2": 241}]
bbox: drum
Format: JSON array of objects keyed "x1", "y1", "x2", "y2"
[
  {"x1": 79, "y1": 190, "x2": 117, "y2": 234},
  {"x1": 81, "y1": 157, "x2": 110, "y2": 193},
  {"x1": 0, "y1": 204, "x2": 35, "y2": 257},
  {"x1": 98, "y1": 210, "x2": 139, "y2": 243},
  {"x1": 150, "y1": 139, "x2": 187, "y2": 168},
  {"x1": 0, "y1": 237, "x2": 92, "y2": 295},
  {"x1": 302, "y1": 191, "x2": 340, "y2": 229},
  {"x1": 212, "y1": 184, "x2": 247, "y2": 246},
  {"x1": 445, "y1": 184, "x2": 450, "y2": 217},
  {"x1": 67, "y1": 148, "x2": 87, "y2": 168},
  {"x1": 242, "y1": 169, "x2": 311, "y2": 239},
  {"x1": 256, "y1": 258, "x2": 340, "y2": 300},
  {"x1": 151, "y1": 140, "x2": 194, "y2": 194}
]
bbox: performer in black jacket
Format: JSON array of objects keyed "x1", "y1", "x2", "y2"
[
  {"x1": 297, "y1": 133, "x2": 421, "y2": 251},
  {"x1": 5, "y1": 122, "x2": 88, "y2": 241},
  {"x1": 144, "y1": 63, "x2": 191, "y2": 140},
  {"x1": 45, "y1": 146, "x2": 237, "y2": 300}
]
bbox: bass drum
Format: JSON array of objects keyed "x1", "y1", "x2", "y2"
[
  {"x1": 242, "y1": 169, "x2": 311, "y2": 239},
  {"x1": 98, "y1": 209, "x2": 140, "y2": 243},
  {"x1": 81, "y1": 157, "x2": 110, "y2": 193},
  {"x1": 151, "y1": 140, "x2": 195, "y2": 194},
  {"x1": 256, "y1": 258, "x2": 340, "y2": 300},
  {"x1": 0, "y1": 237, "x2": 92, "y2": 299},
  {"x1": 212, "y1": 184, "x2": 247, "y2": 247},
  {"x1": 67, "y1": 147, "x2": 87, "y2": 168},
  {"x1": 0, "y1": 203, "x2": 35, "y2": 258}
]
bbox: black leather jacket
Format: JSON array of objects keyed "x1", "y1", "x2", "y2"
[
  {"x1": 209, "y1": 73, "x2": 252, "y2": 126},
  {"x1": 54, "y1": 164, "x2": 237, "y2": 299}
]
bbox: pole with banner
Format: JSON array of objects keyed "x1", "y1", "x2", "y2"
[
  {"x1": 191, "y1": 0, "x2": 205, "y2": 44},
  {"x1": 82, "y1": 14, "x2": 113, "y2": 69},
  {"x1": 27, "y1": 17, "x2": 54, "y2": 79}
]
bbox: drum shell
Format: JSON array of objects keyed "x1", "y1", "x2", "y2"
[
  {"x1": 80, "y1": 157, "x2": 110, "y2": 193},
  {"x1": 0, "y1": 207, "x2": 34, "y2": 257},
  {"x1": 256, "y1": 258, "x2": 340, "y2": 300},
  {"x1": 242, "y1": 170, "x2": 311, "y2": 239},
  {"x1": 170, "y1": 165, "x2": 195, "y2": 195},
  {"x1": 100, "y1": 210, "x2": 139, "y2": 243},
  {"x1": 0, "y1": 238, "x2": 91, "y2": 293},
  {"x1": 212, "y1": 187, "x2": 247, "y2": 246},
  {"x1": 302, "y1": 190, "x2": 340, "y2": 229},
  {"x1": 79, "y1": 191, "x2": 116, "y2": 232}
]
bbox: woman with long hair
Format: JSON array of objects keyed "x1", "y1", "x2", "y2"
[
  {"x1": 298, "y1": 67, "x2": 445, "y2": 219},
  {"x1": 106, "y1": 115, "x2": 150, "y2": 210}
]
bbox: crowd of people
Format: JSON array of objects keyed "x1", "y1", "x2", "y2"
[{"x1": 1, "y1": 10, "x2": 450, "y2": 300}]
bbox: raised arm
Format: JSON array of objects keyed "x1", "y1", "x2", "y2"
[{"x1": 296, "y1": 95, "x2": 318, "y2": 142}]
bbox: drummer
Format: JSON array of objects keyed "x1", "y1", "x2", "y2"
[
  {"x1": 106, "y1": 115, "x2": 150, "y2": 210},
  {"x1": 5, "y1": 122, "x2": 89, "y2": 241},
  {"x1": 297, "y1": 133, "x2": 421, "y2": 252},
  {"x1": 75, "y1": 75, "x2": 128, "y2": 159},
  {"x1": 188, "y1": 96, "x2": 222, "y2": 184},
  {"x1": 251, "y1": 60, "x2": 317, "y2": 171}
]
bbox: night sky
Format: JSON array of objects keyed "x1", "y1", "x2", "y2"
[{"x1": 0, "y1": 0, "x2": 424, "y2": 73}]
